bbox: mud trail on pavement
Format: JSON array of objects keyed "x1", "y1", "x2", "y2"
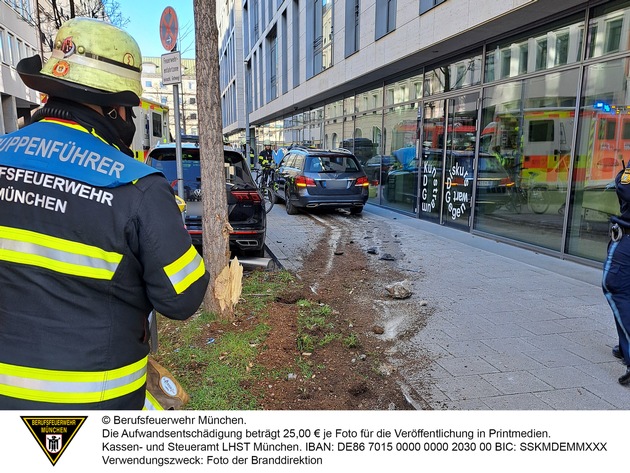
[{"x1": 254, "y1": 211, "x2": 434, "y2": 410}]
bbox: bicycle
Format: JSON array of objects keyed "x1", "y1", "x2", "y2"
[
  {"x1": 254, "y1": 165, "x2": 276, "y2": 213},
  {"x1": 527, "y1": 171, "x2": 550, "y2": 214},
  {"x1": 506, "y1": 184, "x2": 527, "y2": 213},
  {"x1": 502, "y1": 161, "x2": 527, "y2": 214}
]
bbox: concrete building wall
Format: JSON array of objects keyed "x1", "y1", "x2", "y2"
[
  {"x1": 0, "y1": 1, "x2": 41, "y2": 131},
  {"x1": 233, "y1": 0, "x2": 589, "y2": 126}
]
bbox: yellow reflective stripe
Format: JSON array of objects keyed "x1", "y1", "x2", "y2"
[
  {"x1": 0, "y1": 226, "x2": 122, "y2": 279},
  {"x1": 143, "y1": 390, "x2": 164, "y2": 410},
  {"x1": 163, "y1": 245, "x2": 206, "y2": 294},
  {"x1": 40, "y1": 117, "x2": 89, "y2": 133},
  {"x1": 0, "y1": 357, "x2": 148, "y2": 404}
]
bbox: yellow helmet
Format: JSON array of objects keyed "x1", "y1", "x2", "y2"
[{"x1": 17, "y1": 18, "x2": 142, "y2": 106}]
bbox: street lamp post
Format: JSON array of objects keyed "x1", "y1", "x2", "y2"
[{"x1": 244, "y1": 60, "x2": 252, "y2": 166}]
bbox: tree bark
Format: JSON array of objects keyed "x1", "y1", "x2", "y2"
[{"x1": 194, "y1": 0, "x2": 232, "y2": 318}]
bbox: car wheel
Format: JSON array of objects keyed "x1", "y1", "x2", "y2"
[
  {"x1": 271, "y1": 189, "x2": 281, "y2": 204},
  {"x1": 350, "y1": 206, "x2": 363, "y2": 215},
  {"x1": 285, "y1": 189, "x2": 298, "y2": 215}
]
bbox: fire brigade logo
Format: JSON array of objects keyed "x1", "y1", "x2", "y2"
[
  {"x1": 51, "y1": 60, "x2": 70, "y2": 77},
  {"x1": 21, "y1": 416, "x2": 87, "y2": 466},
  {"x1": 60, "y1": 36, "x2": 76, "y2": 57},
  {"x1": 621, "y1": 169, "x2": 630, "y2": 185}
]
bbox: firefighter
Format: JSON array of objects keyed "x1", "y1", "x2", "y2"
[
  {"x1": 603, "y1": 164, "x2": 630, "y2": 385},
  {"x1": 0, "y1": 18, "x2": 210, "y2": 409},
  {"x1": 258, "y1": 140, "x2": 274, "y2": 168}
]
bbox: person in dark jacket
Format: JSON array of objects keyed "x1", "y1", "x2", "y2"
[
  {"x1": 258, "y1": 141, "x2": 274, "y2": 168},
  {"x1": 0, "y1": 18, "x2": 210, "y2": 409},
  {"x1": 603, "y1": 165, "x2": 630, "y2": 385}
]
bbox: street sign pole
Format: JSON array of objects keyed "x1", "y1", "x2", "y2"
[
  {"x1": 173, "y1": 61, "x2": 183, "y2": 202},
  {"x1": 159, "y1": 7, "x2": 184, "y2": 207}
]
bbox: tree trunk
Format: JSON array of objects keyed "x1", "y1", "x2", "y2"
[{"x1": 194, "y1": 0, "x2": 232, "y2": 318}]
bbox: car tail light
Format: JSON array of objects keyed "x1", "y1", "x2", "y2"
[
  {"x1": 500, "y1": 177, "x2": 515, "y2": 187},
  {"x1": 231, "y1": 190, "x2": 262, "y2": 203},
  {"x1": 296, "y1": 175, "x2": 316, "y2": 187},
  {"x1": 355, "y1": 176, "x2": 370, "y2": 187}
]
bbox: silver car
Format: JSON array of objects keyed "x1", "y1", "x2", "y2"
[{"x1": 273, "y1": 147, "x2": 370, "y2": 215}]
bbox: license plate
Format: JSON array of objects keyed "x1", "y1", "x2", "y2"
[
  {"x1": 320, "y1": 180, "x2": 348, "y2": 189},
  {"x1": 476, "y1": 180, "x2": 496, "y2": 188}
]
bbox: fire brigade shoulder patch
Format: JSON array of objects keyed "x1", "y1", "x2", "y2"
[
  {"x1": 621, "y1": 169, "x2": 630, "y2": 184},
  {"x1": 21, "y1": 416, "x2": 87, "y2": 466}
]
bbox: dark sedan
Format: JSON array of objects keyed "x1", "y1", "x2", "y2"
[
  {"x1": 273, "y1": 147, "x2": 369, "y2": 215},
  {"x1": 145, "y1": 140, "x2": 267, "y2": 256}
]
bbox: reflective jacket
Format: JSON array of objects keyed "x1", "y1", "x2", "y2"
[
  {"x1": 0, "y1": 118, "x2": 210, "y2": 409},
  {"x1": 258, "y1": 149, "x2": 274, "y2": 167}
]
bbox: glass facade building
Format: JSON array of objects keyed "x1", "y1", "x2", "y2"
[{"x1": 223, "y1": 0, "x2": 630, "y2": 266}]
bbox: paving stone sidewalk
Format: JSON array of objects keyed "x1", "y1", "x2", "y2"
[{"x1": 264, "y1": 204, "x2": 628, "y2": 410}]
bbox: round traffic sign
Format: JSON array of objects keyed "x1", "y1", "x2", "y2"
[{"x1": 160, "y1": 6, "x2": 178, "y2": 51}]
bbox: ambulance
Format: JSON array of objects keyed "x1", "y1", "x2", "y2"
[
  {"x1": 131, "y1": 98, "x2": 170, "y2": 161},
  {"x1": 480, "y1": 104, "x2": 629, "y2": 220}
]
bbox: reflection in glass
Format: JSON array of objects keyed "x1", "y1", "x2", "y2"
[
  {"x1": 376, "y1": 104, "x2": 418, "y2": 210},
  {"x1": 424, "y1": 53, "x2": 482, "y2": 96},
  {"x1": 484, "y1": 15, "x2": 584, "y2": 83},
  {"x1": 567, "y1": 58, "x2": 630, "y2": 261},
  {"x1": 304, "y1": 108, "x2": 323, "y2": 148},
  {"x1": 352, "y1": 113, "x2": 381, "y2": 163},
  {"x1": 475, "y1": 70, "x2": 578, "y2": 252},
  {"x1": 588, "y1": 0, "x2": 630, "y2": 59},
  {"x1": 384, "y1": 73, "x2": 423, "y2": 106},
  {"x1": 356, "y1": 86, "x2": 384, "y2": 113},
  {"x1": 442, "y1": 93, "x2": 479, "y2": 231},
  {"x1": 325, "y1": 99, "x2": 344, "y2": 119},
  {"x1": 418, "y1": 100, "x2": 445, "y2": 222}
]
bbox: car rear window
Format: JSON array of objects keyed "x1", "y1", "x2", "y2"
[
  {"x1": 148, "y1": 149, "x2": 200, "y2": 189},
  {"x1": 306, "y1": 156, "x2": 361, "y2": 173},
  {"x1": 147, "y1": 147, "x2": 256, "y2": 190}
]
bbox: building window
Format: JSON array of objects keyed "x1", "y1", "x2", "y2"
[
  {"x1": 375, "y1": 0, "x2": 396, "y2": 40},
  {"x1": 0, "y1": 29, "x2": 5, "y2": 64},
  {"x1": 604, "y1": 18, "x2": 623, "y2": 54},
  {"x1": 268, "y1": 28, "x2": 278, "y2": 100},
  {"x1": 145, "y1": 80, "x2": 152, "y2": 87},
  {"x1": 484, "y1": 15, "x2": 582, "y2": 82},
  {"x1": 312, "y1": 0, "x2": 333, "y2": 74},
  {"x1": 535, "y1": 38, "x2": 548, "y2": 70},
  {"x1": 420, "y1": 0, "x2": 446, "y2": 15},
  {"x1": 554, "y1": 31, "x2": 570, "y2": 66},
  {"x1": 322, "y1": 0, "x2": 333, "y2": 69},
  {"x1": 252, "y1": 0, "x2": 260, "y2": 41},
  {"x1": 588, "y1": 1, "x2": 630, "y2": 59},
  {"x1": 345, "y1": 0, "x2": 360, "y2": 57},
  {"x1": 7, "y1": 33, "x2": 15, "y2": 66},
  {"x1": 17, "y1": 39, "x2": 24, "y2": 60},
  {"x1": 189, "y1": 97, "x2": 196, "y2": 104}
]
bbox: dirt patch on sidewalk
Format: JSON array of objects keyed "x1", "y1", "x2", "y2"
[{"x1": 249, "y1": 215, "x2": 432, "y2": 410}]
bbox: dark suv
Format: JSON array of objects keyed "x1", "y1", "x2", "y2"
[
  {"x1": 145, "y1": 140, "x2": 266, "y2": 256},
  {"x1": 273, "y1": 147, "x2": 369, "y2": 215}
]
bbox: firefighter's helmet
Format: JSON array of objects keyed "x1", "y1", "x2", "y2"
[
  {"x1": 263, "y1": 140, "x2": 271, "y2": 146},
  {"x1": 17, "y1": 17, "x2": 142, "y2": 106}
]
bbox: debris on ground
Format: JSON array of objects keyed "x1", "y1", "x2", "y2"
[{"x1": 385, "y1": 280, "x2": 413, "y2": 299}]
